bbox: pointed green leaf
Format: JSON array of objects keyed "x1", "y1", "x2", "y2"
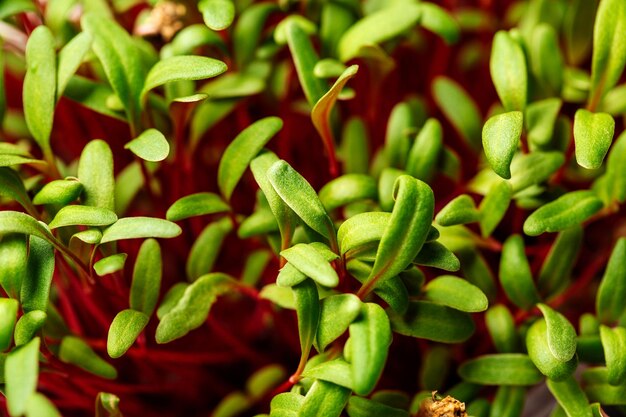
[
  {"x1": 424, "y1": 276, "x2": 488, "y2": 312},
  {"x1": 100, "y1": 217, "x2": 182, "y2": 243},
  {"x1": 547, "y1": 376, "x2": 592, "y2": 417},
  {"x1": 292, "y1": 278, "x2": 320, "y2": 365},
  {"x1": 523, "y1": 191, "x2": 602, "y2": 236},
  {"x1": 166, "y1": 192, "x2": 230, "y2": 222},
  {"x1": 338, "y1": 3, "x2": 422, "y2": 62},
  {"x1": 485, "y1": 305, "x2": 518, "y2": 353},
  {"x1": 199, "y1": 0, "x2": 234, "y2": 31},
  {"x1": 479, "y1": 180, "x2": 512, "y2": 237},
  {"x1": 526, "y1": 98, "x2": 562, "y2": 148},
  {"x1": 526, "y1": 319, "x2": 578, "y2": 381},
  {"x1": 499, "y1": 235, "x2": 540, "y2": 309},
  {"x1": 5, "y1": 337, "x2": 40, "y2": 416},
  {"x1": 537, "y1": 303, "x2": 578, "y2": 362},
  {"x1": 141, "y1": 55, "x2": 227, "y2": 103},
  {"x1": 48, "y1": 205, "x2": 117, "y2": 229},
  {"x1": 363, "y1": 176, "x2": 434, "y2": 293},
  {"x1": 458, "y1": 354, "x2": 542, "y2": 386},
  {"x1": 218, "y1": 117, "x2": 283, "y2": 201},
  {"x1": 59, "y1": 336, "x2": 117, "y2": 379},
  {"x1": 573, "y1": 109, "x2": 615, "y2": 169},
  {"x1": 21, "y1": 236, "x2": 55, "y2": 313},
  {"x1": 33, "y1": 178, "x2": 83, "y2": 206},
  {"x1": 406, "y1": 118, "x2": 443, "y2": 182},
  {"x1": 0, "y1": 298, "x2": 18, "y2": 351},
  {"x1": 130, "y1": 238, "x2": 161, "y2": 316},
  {"x1": 93, "y1": 254, "x2": 127, "y2": 276},
  {"x1": 186, "y1": 218, "x2": 232, "y2": 281},
  {"x1": 435, "y1": 195, "x2": 480, "y2": 227},
  {"x1": 107, "y1": 309, "x2": 149, "y2": 358},
  {"x1": 419, "y1": 3, "x2": 460, "y2": 44},
  {"x1": 349, "y1": 303, "x2": 391, "y2": 396},
  {"x1": 432, "y1": 76, "x2": 482, "y2": 149},
  {"x1": 0, "y1": 234, "x2": 28, "y2": 299},
  {"x1": 155, "y1": 273, "x2": 235, "y2": 343},
  {"x1": 14, "y1": 310, "x2": 46, "y2": 347},
  {"x1": 599, "y1": 325, "x2": 626, "y2": 385},
  {"x1": 315, "y1": 294, "x2": 362, "y2": 352},
  {"x1": 414, "y1": 242, "x2": 460, "y2": 272},
  {"x1": 280, "y1": 243, "x2": 338, "y2": 288},
  {"x1": 267, "y1": 160, "x2": 334, "y2": 241},
  {"x1": 482, "y1": 111, "x2": 523, "y2": 179},
  {"x1": 78, "y1": 139, "x2": 115, "y2": 212},
  {"x1": 590, "y1": 0, "x2": 626, "y2": 104},
  {"x1": 319, "y1": 174, "x2": 377, "y2": 212},
  {"x1": 24, "y1": 25, "x2": 56, "y2": 157},
  {"x1": 597, "y1": 238, "x2": 626, "y2": 323},
  {"x1": 302, "y1": 358, "x2": 353, "y2": 390},
  {"x1": 299, "y1": 380, "x2": 350, "y2": 417},
  {"x1": 124, "y1": 129, "x2": 170, "y2": 162},
  {"x1": 57, "y1": 32, "x2": 93, "y2": 100},
  {"x1": 388, "y1": 301, "x2": 475, "y2": 343},
  {"x1": 490, "y1": 31, "x2": 527, "y2": 111},
  {"x1": 537, "y1": 226, "x2": 583, "y2": 298}
]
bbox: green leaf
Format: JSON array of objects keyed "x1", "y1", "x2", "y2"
[
  {"x1": 419, "y1": 3, "x2": 460, "y2": 44},
  {"x1": 72, "y1": 229, "x2": 102, "y2": 245},
  {"x1": 141, "y1": 55, "x2": 227, "y2": 103},
  {"x1": 348, "y1": 260, "x2": 409, "y2": 314},
  {"x1": 406, "y1": 118, "x2": 444, "y2": 182},
  {"x1": 250, "y1": 152, "x2": 298, "y2": 248},
  {"x1": 413, "y1": 241, "x2": 460, "y2": 272},
  {"x1": 0, "y1": 298, "x2": 18, "y2": 351},
  {"x1": 170, "y1": 24, "x2": 226, "y2": 56},
  {"x1": 5, "y1": 337, "x2": 40, "y2": 416},
  {"x1": 130, "y1": 238, "x2": 161, "y2": 316},
  {"x1": 547, "y1": 376, "x2": 592, "y2": 417},
  {"x1": 499, "y1": 235, "x2": 540, "y2": 309},
  {"x1": 340, "y1": 117, "x2": 370, "y2": 175},
  {"x1": 78, "y1": 140, "x2": 115, "y2": 212},
  {"x1": 312, "y1": 65, "x2": 359, "y2": 176},
  {"x1": 100, "y1": 217, "x2": 182, "y2": 243},
  {"x1": 284, "y1": 20, "x2": 327, "y2": 105},
  {"x1": 156, "y1": 283, "x2": 188, "y2": 319},
  {"x1": 338, "y1": 212, "x2": 389, "y2": 255},
  {"x1": 292, "y1": 279, "x2": 320, "y2": 367},
  {"x1": 338, "y1": 3, "x2": 422, "y2": 62},
  {"x1": 432, "y1": 77, "x2": 482, "y2": 149},
  {"x1": 478, "y1": 180, "x2": 512, "y2": 237},
  {"x1": 537, "y1": 303, "x2": 578, "y2": 362},
  {"x1": 267, "y1": 160, "x2": 334, "y2": 241},
  {"x1": 525, "y1": 98, "x2": 562, "y2": 148},
  {"x1": 155, "y1": 273, "x2": 235, "y2": 343},
  {"x1": 199, "y1": 0, "x2": 234, "y2": 31},
  {"x1": 303, "y1": 358, "x2": 353, "y2": 390},
  {"x1": 564, "y1": 0, "x2": 598, "y2": 66},
  {"x1": 485, "y1": 304, "x2": 518, "y2": 353},
  {"x1": 95, "y1": 392, "x2": 122, "y2": 417},
  {"x1": 529, "y1": 24, "x2": 564, "y2": 96},
  {"x1": 259, "y1": 284, "x2": 295, "y2": 310},
  {"x1": 212, "y1": 392, "x2": 251, "y2": 417},
  {"x1": 537, "y1": 226, "x2": 583, "y2": 298},
  {"x1": 361, "y1": 176, "x2": 434, "y2": 295},
  {"x1": 24, "y1": 25, "x2": 56, "y2": 157},
  {"x1": 33, "y1": 178, "x2": 83, "y2": 206},
  {"x1": 21, "y1": 236, "x2": 55, "y2": 313},
  {"x1": 349, "y1": 303, "x2": 391, "y2": 396},
  {"x1": 597, "y1": 238, "x2": 626, "y2": 323},
  {"x1": 482, "y1": 111, "x2": 523, "y2": 179},
  {"x1": 420, "y1": 346, "x2": 451, "y2": 391},
  {"x1": 186, "y1": 218, "x2": 232, "y2": 281},
  {"x1": 458, "y1": 354, "x2": 543, "y2": 386},
  {"x1": 93, "y1": 253, "x2": 127, "y2": 276},
  {"x1": 489, "y1": 386, "x2": 525, "y2": 417},
  {"x1": 599, "y1": 325, "x2": 626, "y2": 385},
  {"x1": 14, "y1": 310, "x2": 47, "y2": 347},
  {"x1": 388, "y1": 301, "x2": 475, "y2": 343},
  {"x1": 218, "y1": 117, "x2": 283, "y2": 201},
  {"x1": 59, "y1": 336, "x2": 117, "y2": 379},
  {"x1": 82, "y1": 14, "x2": 145, "y2": 126},
  {"x1": 573, "y1": 109, "x2": 615, "y2": 169},
  {"x1": 314, "y1": 59, "x2": 347, "y2": 79},
  {"x1": 107, "y1": 309, "x2": 149, "y2": 358},
  {"x1": 0, "y1": 234, "x2": 28, "y2": 299},
  {"x1": 0, "y1": 167, "x2": 35, "y2": 214},
  {"x1": 597, "y1": 131, "x2": 626, "y2": 204},
  {"x1": 347, "y1": 396, "x2": 409, "y2": 417},
  {"x1": 63, "y1": 76, "x2": 125, "y2": 121},
  {"x1": 435, "y1": 195, "x2": 480, "y2": 227},
  {"x1": 490, "y1": 31, "x2": 527, "y2": 111},
  {"x1": 0, "y1": 0, "x2": 36, "y2": 19},
  {"x1": 57, "y1": 32, "x2": 93, "y2": 100},
  {"x1": 124, "y1": 129, "x2": 170, "y2": 162},
  {"x1": 238, "y1": 209, "x2": 278, "y2": 239},
  {"x1": 270, "y1": 392, "x2": 304, "y2": 417},
  {"x1": 166, "y1": 192, "x2": 230, "y2": 222},
  {"x1": 280, "y1": 243, "x2": 338, "y2": 288},
  {"x1": 590, "y1": 0, "x2": 626, "y2": 105},
  {"x1": 526, "y1": 319, "x2": 578, "y2": 381},
  {"x1": 48, "y1": 205, "x2": 118, "y2": 229},
  {"x1": 299, "y1": 380, "x2": 350, "y2": 417},
  {"x1": 523, "y1": 191, "x2": 602, "y2": 236},
  {"x1": 377, "y1": 168, "x2": 405, "y2": 212},
  {"x1": 233, "y1": 3, "x2": 277, "y2": 68},
  {"x1": 384, "y1": 102, "x2": 413, "y2": 170},
  {"x1": 319, "y1": 174, "x2": 377, "y2": 212},
  {"x1": 25, "y1": 393, "x2": 62, "y2": 417},
  {"x1": 424, "y1": 276, "x2": 488, "y2": 312}
]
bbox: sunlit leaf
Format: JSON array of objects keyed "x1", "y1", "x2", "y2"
[
  {"x1": 0, "y1": 234, "x2": 28, "y2": 299},
  {"x1": 573, "y1": 109, "x2": 615, "y2": 170},
  {"x1": 526, "y1": 319, "x2": 578, "y2": 381},
  {"x1": 21, "y1": 236, "x2": 55, "y2": 313},
  {"x1": 478, "y1": 180, "x2": 512, "y2": 237},
  {"x1": 302, "y1": 358, "x2": 353, "y2": 390},
  {"x1": 199, "y1": 0, "x2": 234, "y2": 31},
  {"x1": 130, "y1": 238, "x2": 161, "y2": 316},
  {"x1": 458, "y1": 354, "x2": 542, "y2": 385},
  {"x1": 537, "y1": 303, "x2": 578, "y2": 362},
  {"x1": 78, "y1": 140, "x2": 115, "y2": 212},
  {"x1": 57, "y1": 32, "x2": 92, "y2": 100},
  {"x1": 100, "y1": 217, "x2": 182, "y2": 243},
  {"x1": 25, "y1": 393, "x2": 62, "y2": 417},
  {"x1": 419, "y1": 3, "x2": 460, "y2": 44},
  {"x1": 319, "y1": 174, "x2": 377, "y2": 212},
  {"x1": 599, "y1": 325, "x2": 626, "y2": 385},
  {"x1": 299, "y1": 380, "x2": 350, "y2": 417},
  {"x1": 547, "y1": 376, "x2": 592, "y2": 417},
  {"x1": 499, "y1": 235, "x2": 540, "y2": 309},
  {"x1": 5, "y1": 337, "x2": 40, "y2": 416},
  {"x1": 186, "y1": 217, "x2": 232, "y2": 281},
  {"x1": 33, "y1": 178, "x2": 83, "y2": 206},
  {"x1": 14, "y1": 310, "x2": 46, "y2": 347},
  {"x1": 424, "y1": 276, "x2": 488, "y2": 312},
  {"x1": 124, "y1": 129, "x2": 170, "y2": 162},
  {"x1": 0, "y1": 298, "x2": 18, "y2": 351},
  {"x1": 413, "y1": 242, "x2": 460, "y2": 272},
  {"x1": 435, "y1": 195, "x2": 480, "y2": 227},
  {"x1": 93, "y1": 253, "x2": 127, "y2": 276},
  {"x1": 523, "y1": 191, "x2": 602, "y2": 236},
  {"x1": 596, "y1": 238, "x2": 626, "y2": 323},
  {"x1": 166, "y1": 192, "x2": 230, "y2": 222},
  {"x1": 490, "y1": 30, "x2": 527, "y2": 111},
  {"x1": 485, "y1": 304, "x2": 518, "y2": 353},
  {"x1": 406, "y1": 118, "x2": 443, "y2": 182},
  {"x1": 59, "y1": 336, "x2": 117, "y2": 379},
  {"x1": 482, "y1": 111, "x2": 523, "y2": 179},
  {"x1": 107, "y1": 309, "x2": 149, "y2": 358}
]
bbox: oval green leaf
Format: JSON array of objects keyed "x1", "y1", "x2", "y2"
[
  {"x1": 485, "y1": 304, "x2": 518, "y2": 353},
  {"x1": 599, "y1": 325, "x2": 626, "y2": 385},
  {"x1": 48, "y1": 205, "x2": 118, "y2": 229},
  {"x1": 424, "y1": 276, "x2": 488, "y2": 312},
  {"x1": 596, "y1": 238, "x2": 626, "y2": 323},
  {"x1": 499, "y1": 234, "x2": 540, "y2": 309},
  {"x1": 482, "y1": 111, "x2": 523, "y2": 179},
  {"x1": 406, "y1": 118, "x2": 444, "y2": 182},
  {"x1": 458, "y1": 354, "x2": 542, "y2": 386},
  {"x1": 199, "y1": 0, "x2": 234, "y2": 31},
  {"x1": 478, "y1": 180, "x2": 512, "y2": 237},
  {"x1": 21, "y1": 236, "x2": 55, "y2": 313},
  {"x1": 546, "y1": 376, "x2": 592, "y2": 417},
  {"x1": 14, "y1": 310, "x2": 46, "y2": 347},
  {"x1": 130, "y1": 238, "x2": 161, "y2": 316},
  {"x1": 537, "y1": 303, "x2": 578, "y2": 362},
  {"x1": 526, "y1": 318, "x2": 578, "y2": 381},
  {"x1": 490, "y1": 31, "x2": 527, "y2": 111},
  {"x1": 573, "y1": 109, "x2": 615, "y2": 170},
  {"x1": 299, "y1": 380, "x2": 350, "y2": 417},
  {"x1": 107, "y1": 309, "x2": 149, "y2": 358},
  {"x1": 33, "y1": 178, "x2": 83, "y2": 206},
  {"x1": 100, "y1": 217, "x2": 182, "y2": 243},
  {"x1": 435, "y1": 194, "x2": 480, "y2": 227},
  {"x1": 186, "y1": 218, "x2": 232, "y2": 281},
  {"x1": 319, "y1": 174, "x2": 377, "y2": 212},
  {"x1": 0, "y1": 234, "x2": 28, "y2": 299},
  {"x1": 166, "y1": 192, "x2": 230, "y2": 221},
  {"x1": 93, "y1": 253, "x2": 127, "y2": 277},
  {"x1": 292, "y1": 278, "x2": 320, "y2": 369},
  {"x1": 78, "y1": 139, "x2": 115, "y2": 212},
  {"x1": 124, "y1": 129, "x2": 170, "y2": 162},
  {"x1": 280, "y1": 243, "x2": 338, "y2": 288}
]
